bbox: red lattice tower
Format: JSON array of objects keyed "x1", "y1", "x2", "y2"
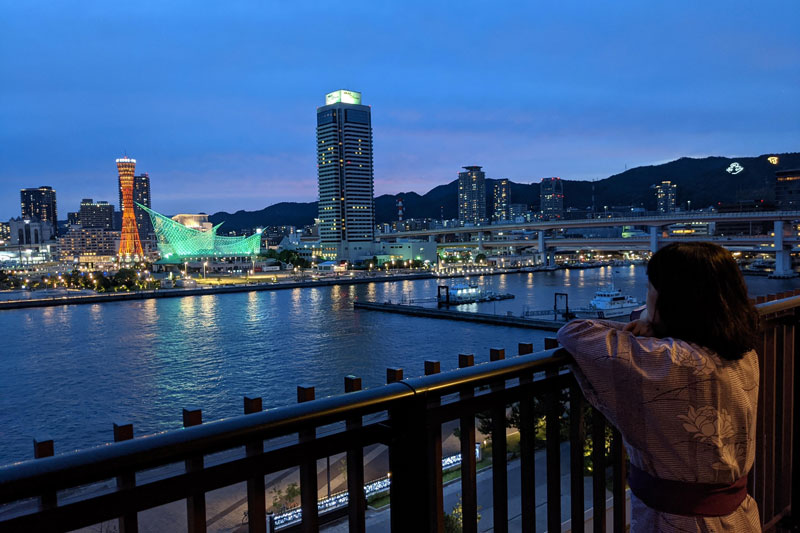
[{"x1": 117, "y1": 157, "x2": 144, "y2": 258}]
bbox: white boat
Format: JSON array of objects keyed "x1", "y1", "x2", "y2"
[
  {"x1": 437, "y1": 281, "x2": 514, "y2": 306},
  {"x1": 571, "y1": 281, "x2": 642, "y2": 319}
]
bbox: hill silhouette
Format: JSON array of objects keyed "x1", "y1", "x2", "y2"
[{"x1": 209, "y1": 152, "x2": 800, "y2": 230}]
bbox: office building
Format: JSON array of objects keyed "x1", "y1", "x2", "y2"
[
  {"x1": 655, "y1": 181, "x2": 677, "y2": 213},
  {"x1": 493, "y1": 179, "x2": 509, "y2": 222},
  {"x1": 20, "y1": 186, "x2": 58, "y2": 228},
  {"x1": 0, "y1": 222, "x2": 9, "y2": 243},
  {"x1": 458, "y1": 166, "x2": 486, "y2": 225},
  {"x1": 540, "y1": 177, "x2": 564, "y2": 219},
  {"x1": 78, "y1": 199, "x2": 115, "y2": 230},
  {"x1": 776, "y1": 169, "x2": 800, "y2": 210},
  {"x1": 116, "y1": 157, "x2": 144, "y2": 258},
  {"x1": 316, "y1": 89, "x2": 375, "y2": 260}
]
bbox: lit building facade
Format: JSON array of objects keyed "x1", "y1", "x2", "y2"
[
  {"x1": 171, "y1": 214, "x2": 213, "y2": 232},
  {"x1": 9, "y1": 217, "x2": 55, "y2": 246},
  {"x1": 316, "y1": 89, "x2": 375, "y2": 260},
  {"x1": 655, "y1": 180, "x2": 677, "y2": 213},
  {"x1": 79, "y1": 199, "x2": 114, "y2": 229},
  {"x1": 0, "y1": 222, "x2": 9, "y2": 243},
  {"x1": 140, "y1": 204, "x2": 261, "y2": 262},
  {"x1": 20, "y1": 186, "x2": 58, "y2": 229},
  {"x1": 458, "y1": 166, "x2": 486, "y2": 225},
  {"x1": 493, "y1": 179, "x2": 509, "y2": 222},
  {"x1": 540, "y1": 177, "x2": 564, "y2": 219},
  {"x1": 58, "y1": 227, "x2": 120, "y2": 265},
  {"x1": 776, "y1": 169, "x2": 800, "y2": 210},
  {"x1": 116, "y1": 157, "x2": 144, "y2": 259}
]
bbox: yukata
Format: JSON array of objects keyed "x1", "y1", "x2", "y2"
[{"x1": 556, "y1": 319, "x2": 761, "y2": 532}]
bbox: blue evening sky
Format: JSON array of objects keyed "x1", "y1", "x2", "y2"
[{"x1": 1, "y1": 1, "x2": 798, "y2": 219}]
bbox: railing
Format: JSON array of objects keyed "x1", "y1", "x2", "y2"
[{"x1": 1, "y1": 294, "x2": 798, "y2": 532}]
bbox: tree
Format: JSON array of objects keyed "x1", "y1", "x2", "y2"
[{"x1": 475, "y1": 253, "x2": 486, "y2": 263}]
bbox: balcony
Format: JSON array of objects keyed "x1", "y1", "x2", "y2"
[{"x1": 1, "y1": 293, "x2": 798, "y2": 532}]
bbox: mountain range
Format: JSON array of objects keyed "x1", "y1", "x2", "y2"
[{"x1": 209, "y1": 153, "x2": 800, "y2": 230}]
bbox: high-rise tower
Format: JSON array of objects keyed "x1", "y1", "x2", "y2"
[
  {"x1": 316, "y1": 89, "x2": 375, "y2": 260},
  {"x1": 540, "y1": 177, "x2": 564, "y2": 219},
  {"x1": 20, "y1": 186, "x2": 58, "y2": 226},
  {"x1": 458, "y1": 166, "x2": 486, "y2": 225},
  {"x1": 116, "y1": 157, "x2": 144, "y2": 258},
  {"x1": 493, "y1": 179, "x2": 509, "y2": 222}
]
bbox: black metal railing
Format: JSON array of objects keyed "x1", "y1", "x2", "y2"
[{"x1": 1, "y1": 294, "x2": 798, "y2": 532}]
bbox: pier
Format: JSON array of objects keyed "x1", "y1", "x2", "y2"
[{"x1": 353, "y1": 300, "x2": 567, "y2": 331}]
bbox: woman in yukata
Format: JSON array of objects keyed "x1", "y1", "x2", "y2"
[{"x1": 557, "y1": 242, "x2": 761, "y2": 532}]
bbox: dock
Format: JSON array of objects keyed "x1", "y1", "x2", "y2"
[{"x1": 353, "y1": 301, "x2": 567, "y2": 331}]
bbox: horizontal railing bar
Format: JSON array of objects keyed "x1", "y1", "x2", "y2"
[
  {"x1": 428, "y1": 373, "x2": 573, "y2": 425},
  {"x1": 0, "y1": 349, "x2": 568, "y2": 504},
  {"x1": 756, "y1": 295, "x2": 800, "y2": 316},
  {"x1": 401, "y1": 348, "x2": 568, "y2": 396},
  {"x1": 0, "y1": 422, "x2": 390, "y2": 530}
]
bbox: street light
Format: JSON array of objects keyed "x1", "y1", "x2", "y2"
[
  {"x1": 203, "y1": 261, "x2": 208, "y2": 279},
  {"x1": 184, "y1": 261, "x2": 188, "y2": 278}
]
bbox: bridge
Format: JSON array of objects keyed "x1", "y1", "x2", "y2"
[{"x1": 377, "y1": 210, "x2": 800, "y2": 277}]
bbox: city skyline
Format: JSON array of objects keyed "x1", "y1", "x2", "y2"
[{"x1": 1, "y1": 2, "x2": 798, "y2": 220}]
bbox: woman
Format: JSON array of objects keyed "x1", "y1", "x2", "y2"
[{"x1": 557, "y1": 242, "x2": 761, "y2": 531}]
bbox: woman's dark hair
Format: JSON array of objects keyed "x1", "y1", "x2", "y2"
[{"x1": 647, "y1": 242, "x2": 759, "y2": 360}]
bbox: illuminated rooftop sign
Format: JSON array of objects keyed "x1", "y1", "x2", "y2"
[{"x1": 325, "y1": 90, "x2": 362, "y2": 105}]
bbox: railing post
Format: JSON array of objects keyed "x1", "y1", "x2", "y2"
[
  {"x1": 518, "y1": 342, "x2": 533, "y2": 355},
  {"x1": 297, "y1": 385, "x2": 318, "y2": 533},
  {"x1": 592, "y1": 409, "x2": 607, "y2": 533},
  {"x1": 344, "y1": 376, "x2": 366, "y2": 533},
  {"x1": 33, "y1": 437, "x2": 56, "y2": 510},
  {"x1": 545, "y1": 372, "x2": 562, "y2": 533},
  {"x1": 386, "y1": 367, "x2": 404, "y2": 384},
  {"x1": 569, "y1": 379, "x2": 586, "y2": 533},
  {"x1": 244, "y1": 396, "x2": 266, "y2": 533},
  {"x1": 113, "y1": 423, "x2": 138, "y2": 533},
  {"x1": 458, "y1": 353, "x2": 478, "y2": 533},
  {"x1": 424, "y1": 360, "x2": 444, "y2": 533},
  {"x1": 389, "y1": 394, "x2": 431, "y2": 531},
  {"x1": 489, "y1": 348, "x2": 508, "y2": 533},
  {"x1": 611, "y1": 428, "x2": 627, "y2": 533},
  {"x1": 791, "y1": 310, "x2": 800, "y2": 529},
  {"x1": 518, "y1": 365, "x2": 537, "y2": 533},
  {"x1": 182, "y1": 408, "x2": 206, "y2": 533}
]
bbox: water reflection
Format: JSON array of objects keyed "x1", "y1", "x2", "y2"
[{"x1": 0, "y1": 266, "x2": 797, "y2": 466}]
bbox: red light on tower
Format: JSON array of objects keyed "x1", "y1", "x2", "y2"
[{"x1": 117, "y1": 157, "x2": 144, "y2": 259}]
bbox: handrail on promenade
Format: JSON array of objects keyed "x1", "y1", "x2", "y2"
[
  {"x1": 0, "y1": 294, "x2": 797, "y2": 532},
  {"x1": 0, "y1": 348, "x2": 569, "y2": 504}
]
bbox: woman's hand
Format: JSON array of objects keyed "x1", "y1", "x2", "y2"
[{"x1": 623, "y1": 318, "x2": 655, "y2": 337}]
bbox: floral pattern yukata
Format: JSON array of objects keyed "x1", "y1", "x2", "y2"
[{"x1": 557, "y1": 319, "x2": 761, "y2": 532}]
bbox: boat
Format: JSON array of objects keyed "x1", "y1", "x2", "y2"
[
  {"x1": 437, "y1": 280, "x2": 514, "y2": 306},
  {"x1": 571, "y1": 280, "x2": 642, "y2": 319}
]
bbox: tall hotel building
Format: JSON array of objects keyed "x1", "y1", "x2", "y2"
[
  {"x1": 540, "y1": 177, "x2": 564, "y2": 219},
  {"x1": 316, "y1": 90, "x2": 375, "y2": 260},
  {"x1": 20, "y1": 186, "x2": 58, "y2": 227},
  {"x1": 655, "y1": 180, "x2": 677, "y2": 213},
  {"x1": 458, "y1": 166, "x2": 486, "y2": 225},
  {"x1": 493, "y1": 179, "x2": 509, "y2": 222}
]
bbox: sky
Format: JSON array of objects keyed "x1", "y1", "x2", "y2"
[{"x1": 1, "y1": 1, "x2": 798, "y2": 220}]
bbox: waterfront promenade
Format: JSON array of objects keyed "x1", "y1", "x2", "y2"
[{"x1": 0, "y1": 272, "x2": 436, "y2": 310}]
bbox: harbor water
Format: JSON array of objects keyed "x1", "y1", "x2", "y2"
[{"x1": 0, "y1": 266, "x2": 797, "y2": 466}]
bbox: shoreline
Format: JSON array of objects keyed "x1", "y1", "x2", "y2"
[{"x1": 0, "y1": 272, "x2": 437, "y2": 310}]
